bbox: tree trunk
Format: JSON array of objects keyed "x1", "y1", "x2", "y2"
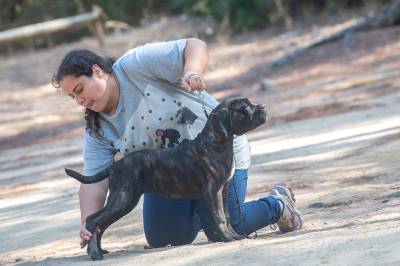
[{"x1": 274, "y1": 0, "x2": 293, "y2": 30}]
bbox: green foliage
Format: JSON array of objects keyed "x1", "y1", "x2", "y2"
[
  {"x1": 93, "y1": 0, "x2": 174, "y2": 25},
  {"x1": 168, "y1": 0, "x2": 376, "y2": 31},
  {"x1": 0, "y1": 0, "x2": 387, "y2": 33},
  {"x1": 171, "y1": 0, "x2": 276, "y2": 31},
  {"x1": 230, "y1": 0, "x2": 274, "y2": 30},
  {"x1": 0, "y1": 0, "x2": 389, "y2": 51}
]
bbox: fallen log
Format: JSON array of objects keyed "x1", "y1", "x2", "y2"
[
  {"x1": 268, "y1": 0, "x2": 400, "y2": 70},
  {"x1": 0, "y1": 6, "x2": 104, "y2": 46}
]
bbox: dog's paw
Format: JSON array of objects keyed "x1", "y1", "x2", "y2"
[
  {"x1": 233, "y1": 233, "x2": 245, "y2": 240},
  {"x1": 219, "y1": 232, "x2": 236, "y2": 242},
  {"x1": 221, "y1": 230, "x2": 246, "y2": 241},
  {"x1": 228, "y1": 228, "x2": 245, "y2": 240},
  {"x1": 101, "y1": 249, "x2": 110, "y2": 254},
  {"x1": 87, "y1": 246, "x2": 104, "y2": 260},
  {"x1": 87, "y1": 235, "x2": 104, "y2": 260}
]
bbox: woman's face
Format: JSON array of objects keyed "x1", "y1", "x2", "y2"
[{"x1": 60, "y1": 65, "x2": 111, "y2": 113}]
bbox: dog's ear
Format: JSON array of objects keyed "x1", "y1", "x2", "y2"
[{"x1": 212, "y1": 108, "x2": 230, "y2": 142}]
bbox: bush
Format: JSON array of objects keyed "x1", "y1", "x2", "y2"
[
  {"x1": 0, "y1": 0, "x2": 388, "y2": 52},
  {"x1": 171, "y1": 0, "x2": 276, "y2": 31}
]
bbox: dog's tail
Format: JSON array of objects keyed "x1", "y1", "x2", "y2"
[{"x1": 65, "y1": 167, "x2": 110, "y2": 184}]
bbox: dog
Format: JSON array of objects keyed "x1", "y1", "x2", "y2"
[{"x1": 65, "y1": 97, "x2": 267, "y2": 260}]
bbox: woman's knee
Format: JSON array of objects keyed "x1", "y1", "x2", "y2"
[
  {"x1": 143, "y1": 193, "x2": 198, "y2": 247},
  {"x1": 145, "y1": 227, "x2": 197, "y2": 248}
]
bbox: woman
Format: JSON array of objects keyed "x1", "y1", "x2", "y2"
[{"x1": 52, "y1": 38, "x2": 302, "y2": 249}]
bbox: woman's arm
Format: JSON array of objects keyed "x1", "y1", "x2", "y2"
[
  {"x1": 79, "y1": 120, "x2": 116, "y2": 247},
  {"x1": 78, "y1": 178, "x2": 109, "y2": 247},
  {"x1": 183, "y1": 38, "x2": 209, "y2": 91},
  {"x1": 184, "y1": 38, "x2": 208, "y2": 76},
  {"x1": 79, "y1": 180, "x2": 109, "y2": 224},
  {"x1": 126, "y1": 38, "x2": 208, "y2": 88}
]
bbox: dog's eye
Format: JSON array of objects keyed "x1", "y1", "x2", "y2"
[
  {"x1": 242, "y1": 105, "x2": 251, "y2": 115},
  {"x1": 237, "y1": 110, "x2": 247, "y2": 121}
]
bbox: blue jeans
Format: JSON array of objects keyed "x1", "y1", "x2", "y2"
[{"x1": 143, "y1": 169, "x2": 281, "y2": 247}]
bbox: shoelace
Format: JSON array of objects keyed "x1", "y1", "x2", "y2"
[{"x1": 284, "y1": 198, "x2": 303, "y2": 230}]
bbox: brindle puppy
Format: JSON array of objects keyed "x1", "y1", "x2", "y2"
[{"x1": 65, "y1": 97, "x2": 267, "y2": 260}]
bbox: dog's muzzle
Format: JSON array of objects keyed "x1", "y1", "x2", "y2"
[{"x1": 253, "y1": 104, "x2": 267, "y2": 124}]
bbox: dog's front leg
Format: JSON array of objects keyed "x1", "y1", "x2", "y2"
[
  {"x1": 85, "y1": 208, "x2": 109, "y2": 260},
  {"x1": 203, "y1": 187, "x2": 236, "y2": 242},
  {"x1": 85, "y1": 188, "x2": 141, "y2": 260}
]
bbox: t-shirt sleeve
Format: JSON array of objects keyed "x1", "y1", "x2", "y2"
[
  {"x1": 83, "y1": 130, "x2": 115, "y2": 176},
  {"x1": 120, "y1": 39, "x2": 187, "y2": 85}
]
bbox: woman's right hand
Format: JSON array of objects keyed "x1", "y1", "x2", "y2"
[
  {"x1": 79, "y1": 222, "x2": 92, "y2": 248},
  {"x1": 183, "y1": 71, "x2": 206, "y2": 92}
]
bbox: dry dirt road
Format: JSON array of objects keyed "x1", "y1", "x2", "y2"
[{"x1": 1, "y1": 16, "x2": 399, "y2": 266}]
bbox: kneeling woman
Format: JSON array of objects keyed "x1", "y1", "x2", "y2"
[{"x1": 52, "y1": 38, "x2": 302, "y2": 248}]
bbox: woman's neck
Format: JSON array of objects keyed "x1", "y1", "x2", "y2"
[{"x1": 103, "y1": 73, "x2": 120, "y2": 115}]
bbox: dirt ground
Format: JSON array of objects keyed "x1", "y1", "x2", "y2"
[{"x1": 0, "y1": 14, "x2": 399, "y2": 266}]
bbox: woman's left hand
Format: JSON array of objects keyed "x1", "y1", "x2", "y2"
[{"x1": 183, "y1": 71, "x2": 206, "y2": 92}]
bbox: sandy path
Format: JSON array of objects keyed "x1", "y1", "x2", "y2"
[{"x1": 1, "y1": 16, "x2": 399, "y2": 266}]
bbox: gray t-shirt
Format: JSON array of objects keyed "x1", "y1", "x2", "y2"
[{"x1": 83, "y1": 39, "x2": 251, "y2": 176}]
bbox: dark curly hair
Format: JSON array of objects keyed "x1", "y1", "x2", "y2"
[{"x1": 52, "y1": 50, "x2": 114, "y2": 138}]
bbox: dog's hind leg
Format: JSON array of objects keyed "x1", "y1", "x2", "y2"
[
  {"x1": 203, "y1": 187, "x2": 236, "y2": 242},
  {"x1": 85, "y1": 188, "x2": 142, "y2": 260}
]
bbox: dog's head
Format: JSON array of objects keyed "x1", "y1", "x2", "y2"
[{"x1": 210, "y1": 97, "x2": 267, "y2": 141}]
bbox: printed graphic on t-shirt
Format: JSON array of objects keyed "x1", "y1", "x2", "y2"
[
  {"x1": 155, "y1": 128, "x2": 182, "y2": 148},
  {"x1": 118, "y1": 85, "x2": 206, "y2": 155},
  {"x1": 176, "y1": 107, "x2": 198, "y2": 125}
]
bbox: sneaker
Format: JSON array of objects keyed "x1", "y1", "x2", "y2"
[{"x1": 270, "y1": 185, "x2": 303, "y2": 232}]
